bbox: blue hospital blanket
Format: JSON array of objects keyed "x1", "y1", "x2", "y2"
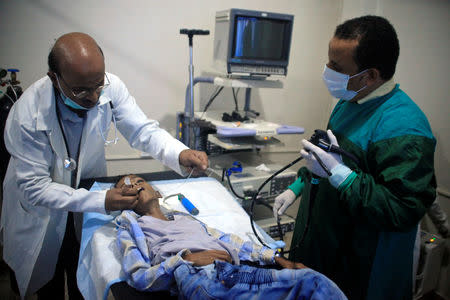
[{"x1": 117, "y1": 210, "x2": 348, "y2": 299}]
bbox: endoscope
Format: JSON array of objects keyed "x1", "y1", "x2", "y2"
[{"x1": 246, "y1": 129, "x2": 359, "y2": 256}]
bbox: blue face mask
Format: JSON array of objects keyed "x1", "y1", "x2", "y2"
[
  {"x1": 322, "y1": 65, "x2": 368, "y2": 101},
  {"x1": 61, "y1": 93, "x2": 90, "y2": 110},
  {"x1": 55, "y1": 74, "x2": 90, "y2": 110}
]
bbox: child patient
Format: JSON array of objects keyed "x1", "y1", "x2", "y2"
[{"x1": 115, "y1": 174, "x2": 347, "y2": 300}]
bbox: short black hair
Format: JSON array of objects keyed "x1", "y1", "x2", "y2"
[
  {"x1": 47, "y1": 44, "x2": 104, "y2": 74},
  {"x1": 334, "y1": 15, "x2": 399, "y2": 80}
]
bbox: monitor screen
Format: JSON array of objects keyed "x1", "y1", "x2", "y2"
[{"x1": 232, "y1": 16, "x2": 289, "y2": 61}]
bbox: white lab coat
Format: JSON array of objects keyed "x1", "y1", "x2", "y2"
[{"x1": 0, "y1": 73, "x2": 188, "y2": 297}]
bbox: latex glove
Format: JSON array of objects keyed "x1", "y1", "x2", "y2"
[
  {"x1": 273, "y1": 189, "x2": 297, "y2": 219},
  {"x1": 300, "y1": 130, "x2": 343, "y2": 178}
]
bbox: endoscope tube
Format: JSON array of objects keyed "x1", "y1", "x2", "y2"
[
  {"x1": 247, "y1": 132, "x2": 360, "y2": 253},
  {"x1": 282, "y1": 176, "x2": 319, "y2": 255},
  {"x1": 225, "y1": 172, "x2": 246, "y2": 201},
  {"x1": 249, "y1": 155, "x2": 304, "y2": 248},
  {"x1": 330, "y1": 145, "x2": 359, "y2": 165}
]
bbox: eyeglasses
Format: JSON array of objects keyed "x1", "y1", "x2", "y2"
[{"x1": 57, "y1": 73, "x2": 110, "y2": 100}]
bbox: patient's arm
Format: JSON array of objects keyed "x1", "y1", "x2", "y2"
[
  {"x1": 182, "y1": 249, "x2": 232, "y2": 266},
  {"x1": 202, "y1": 224, "x2": 308, "y2": 269},
  {"x1": 274, "y1": 256, "x2": 307, "y2": 269},
  {"x1": 202, "y1": 224, "x2": 276, "y2": 265}
]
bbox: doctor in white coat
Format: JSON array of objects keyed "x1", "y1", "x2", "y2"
[{"x1": 1, "y1": 32, "x2": 208, "y2": 299}]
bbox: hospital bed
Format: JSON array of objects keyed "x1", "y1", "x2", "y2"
[{"x1": 77, "y1": 171, "x2": 278, "y2": 300}]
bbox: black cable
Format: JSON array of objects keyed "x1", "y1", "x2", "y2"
[
  {"x1": 224, "y1": 132, "x2": 359, "y2": 255},
  {"x1": 249, "y1": 156, "x2": 304, "y2": 248},
  {"x1": 221, "y1": 168, "x2": 226, "y2": 182},
  {"x1": 226, "y1": 189, "x2": 294, "y2": 248},
  {"x1": 316, "y1": 139, "x2": 359, "y2": 166},
  {"x1": 248, "y1": 146, "x2": 359, "y2": 252},
  {"x1": 282, "y1": 177, "x2": 319, "y2": 255},
  {"x1": 253, "y1": 194, "x2": 296, "y2": 220},
  {"x1": 312, "y1": 152, "x2": 332, "y2": 176},
  {"x1": 232, "y1": 88, "x2": 239, "y2": 111},
  {"x1": 203, "y1": 86, "x2": 224, "y2": 113},
  {"x1": 225, "y1": 172, "x2": 246, "y2": 200},
  {"x1": 203, "y1": 86, "x2": 221, "y2": 112},
  {"x1": 331, "y1": 145, "x2": 359, "y2": 165}
]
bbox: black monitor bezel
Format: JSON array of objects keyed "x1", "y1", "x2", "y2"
[{"x1": 227, "y1": 9, "x2": 294, "y2": 67}]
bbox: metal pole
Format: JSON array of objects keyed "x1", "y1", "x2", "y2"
[{"x1": 180, "y1": 29, "x2": 209, "y2": 148}]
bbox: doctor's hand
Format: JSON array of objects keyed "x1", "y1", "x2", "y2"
[
  {"x1": 273, "y1": 189, "x2": 297, "y2": 219},
  {"x1": 105, "y1": 186, "x2": 139, "y2": 211},
  {"x1": 179, "y1": 149, "x2": 209, "y2": 175},
  {"x1": 300, "y1": 130, "x2": 343, "y2": 177},
  {"x1": 183, "y1": 250, "x2": 232, "y2": 266}
]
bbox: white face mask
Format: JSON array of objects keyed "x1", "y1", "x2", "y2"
[{"x1": 322, "y1": 65, "x2": 368, "y2": 101}]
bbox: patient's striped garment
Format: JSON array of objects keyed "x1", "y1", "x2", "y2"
[
  {"x1": 116, "y1": 210, "x2": 275, "y2": 291},
  {"x1": 116, "y1": 211, "x2": 348, "y2": 299}
]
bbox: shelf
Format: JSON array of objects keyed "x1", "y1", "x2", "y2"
[
  {"x1": 208, "y1": 134, "x2": 283, "y2": 151},
  {"x1": 194, "y1": 111, "x2": 304, "y2": 138},
  {"x1": 212, "y1": 76, "x2": 283, "y2": 89}
]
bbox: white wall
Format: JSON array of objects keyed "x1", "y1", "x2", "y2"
[
  {"x1": 1, "y1": 1, "x2": 448, "y2": 199},
  {"x1": 0, "y1": 0, "x2": 341, "y2": 162},
  {"x1": 386, "y1": 0, "x2": 450, "y2": 201},
  {"x1": 339, "y1": 0, "x2": 450, "y2": 215}
]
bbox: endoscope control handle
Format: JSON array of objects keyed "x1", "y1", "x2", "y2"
[
  {"x1": 308, "y1": 129, "x2": 359, "y2": 166},
  {"x1": 309, "y1": 129, "x2": 330, "y2": 148},
  {"x1": 307, "y1": 129, "x2": 332, "y2": 176}
]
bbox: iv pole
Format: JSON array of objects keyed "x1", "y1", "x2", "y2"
[{"x1": 179, "y1": 28, "x2": 209, "y2": 148}]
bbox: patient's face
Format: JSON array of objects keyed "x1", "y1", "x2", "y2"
[
  {"x1": 117, "y1": 174, "x2": 148, "y2": 189},
  {"x1": 117, "y1": 175, "x2": 162, "y2": 215}
]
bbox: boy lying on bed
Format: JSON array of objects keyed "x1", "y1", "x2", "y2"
[{"x1": 115, "y1": 174, "x2": 347, "y2": 300}]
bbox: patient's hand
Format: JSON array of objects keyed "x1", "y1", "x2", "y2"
[
  {"x1": 274, "y1": 256, "x2": 307, "y2": 269},
  {"x1": 182, "y1": 250, "x2": 232, "y2": 266},
  {"x1": 135, "y1": 187, "x2": 162, "y2": 216}
]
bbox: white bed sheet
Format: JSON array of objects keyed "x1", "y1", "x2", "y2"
[{"x1": 76, "y1": 177, "x2": 278, "y2": 300}]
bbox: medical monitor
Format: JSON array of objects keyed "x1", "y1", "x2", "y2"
[{"x1": 213, "y1": 8, "x2": 294, "y2": 77}]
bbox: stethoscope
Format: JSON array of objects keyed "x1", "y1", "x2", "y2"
[{"x1": 56, "y1": 92, "x2": 118, "y2": 173}]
